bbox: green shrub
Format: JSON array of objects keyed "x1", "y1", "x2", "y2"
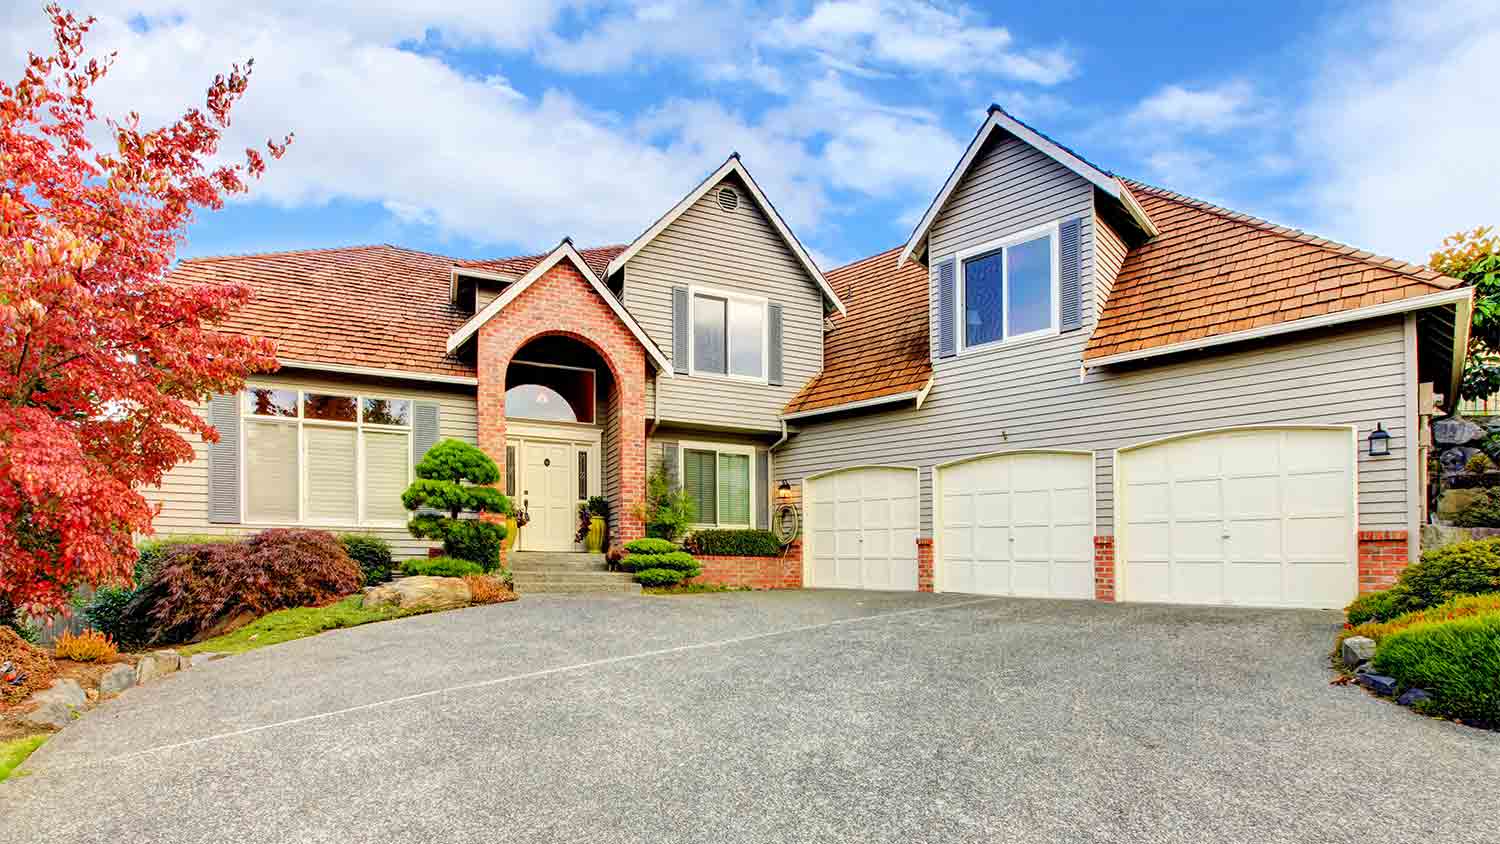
[
  {"x1": 85, "y1": 535, "x2": 237, "y2": 649},
  {"x1": 1345, "y1": 589, "x2": 1402, "y2": 626},
  {"x1": 340, "y1": 535, "x2": 395, "y2": 584},
  {"x1": 1342, "y1": 538, "x2": 1500, "y2": 624},
  {"x1": 1371, "y1": 610, "x2": 1500, "y2": 726},
  {"x1": 1339, "y1": 594, "x2": 1500, "y2": 654},
  {"x1": 1452, "y1": 488, "x2": 1500, "y2": 527},
  {"x1": 401, "y1": 556, "x2": 484, "y2": 578},
  {"x1": 685, "y1": 529, "x2": 780, "y2": 557},
  {"x1": 633, "y1": 462, "x2": 695, "y2": 540},
  {"x1": 403, "y1": 439, "x2": 510, "y2": 571},
  {"x1": 624, "y1": 538, "x2": 678, "y2": 555},
  {"x1": 622, "y1": 551, "x2": 700, "y2": 573},
  {"x1": 634, "y1": 567, "x2": 687, "y2": 587}
]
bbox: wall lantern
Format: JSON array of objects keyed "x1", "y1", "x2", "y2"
[
  {"x1": 777, "y1": 480, "x2": 792, "y2": 499},
  {"x1": 1368, "y1": 423, "x2": 1391, "y2": 457}
]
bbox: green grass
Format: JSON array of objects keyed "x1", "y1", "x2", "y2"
[
  {"x1": 1371, "y1": 610, "x2": 1500, "y2": 727},
  {"x1": 180, "y1": 595, "x2": 426, "y2": 655},
  {"x1": 644, "y1": 583, "x2": 751, "y2": 595},
  {"x1": 0, "y1": 735, "x2": 48, "y2": 783}
]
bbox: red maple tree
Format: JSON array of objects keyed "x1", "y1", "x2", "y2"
[{"x1": 0, "y1": 6, "x2": 290, "y2": 614}]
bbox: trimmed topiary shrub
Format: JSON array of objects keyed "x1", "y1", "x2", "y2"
[
  {"x1": 635, "y1": 567, "x2": 687, "y2": 587},
  {"x1": 624, "y1": 537, "x2": 678, "y2": 555},
  {"x1": 402, "y1": 556, "x2": 485, "y2": 578},
  {"x1": 402, "y1": 439, "x2": 511, "y2": 572},
  {"x1": 340, "y1": 534, "x2": 395, "y2": 585},
  {"x1": 621, "y1": 550, "x2": 700, "y2": 575},
  {"x1": 621, "y1": 537, "x2": 700, "y2": 584},
  {"x1": 1343, "y1": 538, "x2": 1500, "y2": 624},
  {"x1": 684, "y1": 529, "x2": 780, "y2": 557},
  {"x1": 1371, "y1": 610, "x2": 1500, "y2": 727},
  {"x1": 120, "y1": 529, "x2": 361, "y2": 646}
]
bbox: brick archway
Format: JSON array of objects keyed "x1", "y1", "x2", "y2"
[{"x1": 476, "y1": 260, "x2": 648, "y2": 545}]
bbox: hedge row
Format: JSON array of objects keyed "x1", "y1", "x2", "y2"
[{"x1": 684, "y1": 529, "x2": 780, "y2": 557}]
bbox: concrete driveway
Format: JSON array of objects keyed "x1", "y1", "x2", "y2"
[{"x1": 3, "y1": 590, "x2": 1496, "y2": 843}]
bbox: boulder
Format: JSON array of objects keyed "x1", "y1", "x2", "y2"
[
  {"x1": 1397, "y1": 687, "x2": 1432, "y2": 707},
  {"x1": 1341, "y1": 636, "x2": 1377, "y2": 669},
  {"x1": 32, "y1": 678, "x2": 86, "y2": 710},
  {"x1": 22, "y1": 700, "x2": 72, "y2": 730},
  {"x1": 1439, "y1": 446, "x2": 1481, "y2": 474},
  {"x1": 1422, "y1": 523, "x2": 1475, "y2": 551},
  {"x1": 98, "y1": 663, "x2": 135, "y2": 695},
  {"x1": 1358, "y1": 673, "x2": 1399, "y2": 696},
  {"x1": 1437, "y1": 487, "x2": 1488, "y2": 521},
  {"x1": 134, "y1": 650, "x2": 182, "y2": 685},
  {"x1": 1434, "y1": 416, "x2": 1486, "y2": 446},
  {"x1": 362, "y1": 576, "x2": 471, "y2": 611}
]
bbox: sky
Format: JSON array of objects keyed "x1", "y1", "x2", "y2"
[{"x1": 3, "y1": 1, "x2": 1497, "y2": 270}]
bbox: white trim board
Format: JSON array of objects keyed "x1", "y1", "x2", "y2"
[
  {"x1": 445, "y1": 240, "x2": 673, "y2": 374},
  {"x1": 604, "y1": 155, "x2": 847, "y2": 316},
  {"x1": 1084, "y1": 286, "x2": 1474, "y2": 369},
  {"x1": 278, "y1": 358, "x2": 479, "y2": 387}
]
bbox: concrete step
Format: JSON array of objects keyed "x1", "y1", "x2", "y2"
[
  {"x1": 510, "y1": 569, "x2": 635, "y2": 582},
  {"x1": 507, "y1": 552, "x2": 608, "y2": 571}
]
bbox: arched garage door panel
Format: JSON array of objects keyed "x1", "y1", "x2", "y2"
[
  {"x1": 937, "y1": 451, "x2": 1094, "y2": 599},
  {"x1": 806, "y1": 467, "x2": 919, "y2": 591},
  {"x1": 1118, "y1": 427, "x2": 1355, "y2": 609}
]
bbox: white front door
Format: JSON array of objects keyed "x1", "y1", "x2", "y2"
[
  {"x1": 1117, "y1": 427, "x2": 1356, "y2": 608},
  {"x1": 806, "y1": 467, "x2": 919, "y2": 590},
  {"x1": 521, "y1": 439, "x2": 578, "y2": 551}
]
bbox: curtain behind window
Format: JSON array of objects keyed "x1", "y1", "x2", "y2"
[
  {"x1": 304, "y1": 426, "x2": 358, "y2": 523},
  {"x1": 717, "y1": 453, "x2": 751, "y2": 525},
  {"x1": 683, "y1": 449, "x2": 717, "y2": 525}
]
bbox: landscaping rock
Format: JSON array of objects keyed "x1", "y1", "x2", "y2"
[
  {"x1": 1439, "y1": 446, "x2": 1481, "y2": 474},
  {"x1": 22, "y1": 700, "x2": 72, "y2": 730},
  {"x1": 1397, "y1": 687, "x2": 1432, "y2": 707},
  {"x1": 1358, "y1": 673, "x2": 1399, "y2": 696},
  {"x1": 1434, "y1": 416, "x2": 1486, "y2": 446},
  {"x1": 1341, "y1": 636, "x2": 1376, "y2": 668},
  {"x1": 134, "y1": 650, "x2": 182, "y2": 685},
  {"x1": 98, "y1": 663, "x2": 135, "y2": 695},
  {"x1": 1437, "y1": 487, "x2": 1488, "y2": 521},
  {"x1": 31, "y1": 678, "x2": 86, "y2": 710},
  {"x1": 362, "y1": 575, "x2": 471, "y2": 611}
]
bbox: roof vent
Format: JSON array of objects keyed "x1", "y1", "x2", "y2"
[{"x1": 716, "y1": 186, "x2": 739, "y2": 213}]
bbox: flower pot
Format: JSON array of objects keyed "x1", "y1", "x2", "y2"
[
  {"x1": 585, "y1": 516, "x2": 606, "y2": 552},
  {"x1": 503, "y1": 516, "x2": 518, "y2": 552}
]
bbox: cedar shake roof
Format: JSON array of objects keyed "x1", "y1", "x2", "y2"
[
  {"x1": 172, "y1": 243, "x2": 626, "y2": 380},
  {"x1": 1084, "y1": 182, "x2": 1464, "y2": 361},
  {"x1": 784, "y1": 246, "x2": 932, "y2": 415},
  {"x1": 457, "y1": 244, "x2": 625, "y2": 280}
]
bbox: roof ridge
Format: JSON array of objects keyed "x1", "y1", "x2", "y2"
[
  {"x1": 181, "y1": 243, "x2": 427, "y2": 264},
  {"x1": 1122, "y1": 179, "x2": 1460, "y2": 288},
  {"x1": 457, "y1": 243, "x2": 628, "y2": 268}
]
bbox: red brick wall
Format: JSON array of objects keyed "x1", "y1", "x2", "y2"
[
  {"x1": 1358, "y1": 530, "x2": 1410, "y2": 594},
  {"x1": 689, "y1": 541, "x2": 803, "y2": 589},
  {"x1": 476, "y1": 259, "x2": 648, "y2": 543},
  {"x1": 1094, "y1": 536, "x2": 1116, "y2": 602},
  {"x1": 916, "y1": 537, "x2": 934, "y2": 592}
]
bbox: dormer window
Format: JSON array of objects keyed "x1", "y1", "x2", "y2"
[
  {"x1": 690, "y1": 285, "x2": 767, "y2": 381},
  {"x1": 958, "y1": 223, "x2": 1059, "y2": 350}
]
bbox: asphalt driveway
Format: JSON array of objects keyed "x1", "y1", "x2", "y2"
[{"x1": 3, "y1": 590, "x2": 1496, "y2": 843}]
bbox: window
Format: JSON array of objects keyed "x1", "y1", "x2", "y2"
[
  {"x1": 679, "y1": 442, "x2": 755, "y2": 526},
  {"x1": 577, "y1": 450, "x2": 588, "y2": 500},
  {"x1": 959, "y1": 225, "x2": 1057, "y2": 350},
  {"x1": 691, "y1": 288, "x2": 766, "y2": 379},
  {"x1": 504, "y1": 361, "x2": 595, "y2": 423},
  {"x1": 242, "y1": 387, "x2": 413, "y2": 526}
]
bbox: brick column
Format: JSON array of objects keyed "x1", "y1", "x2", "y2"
[
  {"x1": 1094, "y1": 536, "x2": 1116, "y2": 602},
  {"x1": 916, "y1": 537, "x2": 934, "y2": 592},
  {"x1": 1358, "y1": 530, "x2": 1410, "y2": 593}
]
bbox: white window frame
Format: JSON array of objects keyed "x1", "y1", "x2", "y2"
[
  {"x1": 687, "y1": 284, "x2": 769, "y2": 383},
  {"x1": 676, "y1": 439, "x2": 758, "y2": 528},
  {"x1": 954, "y1": 221, "x2": 1061, "y2": 353},
  {"x1": 240, "y1": 386, "x2": 415, "y2": 529}
]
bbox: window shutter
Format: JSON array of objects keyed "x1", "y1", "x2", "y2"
[
  {"x1": 412, "y1": 401, "x2": 440, "y2": 472},
  {"x1": 684, "y1": 449, "x2": 717, "y2": 525},
  {"x1": 672, "y1": 287, "x2": 690, "y2": 374},
  {"x1": 756, "y1": 449, "x2": 770, "y2": 530},
  {"x1": 1059, "y1": 217, "x2": 1083, "y2": 332},
  {"x1": 717, "y1": 453, "x2": 750, "y2": 525},
  {"x1": 207, "y1": 393, "x2": 241, "y2": 524},
  {"x1": 767, "y1": 303, "x2": 784, "y2": 386},
  {"x1": 936, "y1": 258, "x2": 957, "y2": 358},
  {"x1": 660, "y1": 441, "x2": 679, "y2": 486}
]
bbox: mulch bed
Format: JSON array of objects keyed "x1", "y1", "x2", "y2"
[{"x1": 0, "y1": 628, "x2": 55, "y2": 706}]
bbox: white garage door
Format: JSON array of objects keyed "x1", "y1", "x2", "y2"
[
  {"x1": 937, "y1": 451, "x2": 1095, "y2": 598},
  {"x1": 806, "y1": 467, "x2": 919, "y2": 590},
  {"x1": 1118, "y1": 427, "x2": 1356, "y2": 609}
]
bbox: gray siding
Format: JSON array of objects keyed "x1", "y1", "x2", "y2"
[
  {"x1": 778, "y1": 132, "x2": 1410, "y2": 535},
  {"x1": 142, "y1": 371, "x2": 478, "y2": 559},
  {"x1": 1094, "y1": 212, "x2": 1128, "y2": 319},
  {"x1": 623, "y1": 172, "x2": 824, "y2": 432}
]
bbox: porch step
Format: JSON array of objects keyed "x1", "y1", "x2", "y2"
[
  {"x1": 507, "y1": 552, "x2": 639, "y2": 593},
  {"x1": 507, "y1": 551, "x2": 608, "y2": 571}
]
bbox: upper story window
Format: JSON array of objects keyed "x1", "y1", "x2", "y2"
[
  {"x1": 959, "y1": 223, "x2": 1058, "y2": 351},
  {"x1": 691, "y1": 286, "x2": 766, "y2": 380}
]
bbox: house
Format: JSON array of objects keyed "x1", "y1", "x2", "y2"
[{"x1": 150, "y1": 106, "x2": 1472, "y2": 609}]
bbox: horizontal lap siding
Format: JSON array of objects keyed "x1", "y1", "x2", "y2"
[
  {"x1": 143, "y1": 372, "x2": 479, "y2": 559},
  {"x1": 625, "y1": 172, "x2": 823, "y2": 433}
]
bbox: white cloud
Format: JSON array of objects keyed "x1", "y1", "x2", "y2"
[
  {"x1": 1299, "y1": 0, "x2": 1500, "y2": 262},
  {"x1": 992, "y1": 89, "x2": 1068, "y2": 122},
  {"x1": 1129, "y1": 80, "x2": 1262, "y2": 133}
]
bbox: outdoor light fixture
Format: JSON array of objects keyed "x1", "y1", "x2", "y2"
[
  {"x1": 778, "y1": 480, "x2": 792, "y2": 499},
  {"x1": 1368, "y1": 423, "x2": 1391, "y2": 457}
]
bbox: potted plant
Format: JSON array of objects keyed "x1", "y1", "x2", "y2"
[
  {"x1": 506, "y1": 507, "x2": 529, "y2": 552},
  {"x1": 575, "y1": 496, "x2": 609, "y2": 552}
]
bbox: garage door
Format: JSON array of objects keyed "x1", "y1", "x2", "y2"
[
  {"x1": 1118, "y1": 427, "x2": 1355, "y2": 609},
  {"x1": 806, "y1": 467, "x2": 919, "y2": 590},
  {"x1": 937, "y1": 451, "x2": 1095, "y2": 598}
]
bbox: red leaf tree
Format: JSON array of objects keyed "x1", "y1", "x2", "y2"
[{"x1": 0, "y1": 6, "x2": 290, "y2": 614}]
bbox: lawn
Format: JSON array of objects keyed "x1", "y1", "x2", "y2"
[
  {"x1": 0, "y1": 734, "x2": 48, "y2": 783},
  {"x1": 181, "y1": 595, "x2": 427, "y2": 655}
]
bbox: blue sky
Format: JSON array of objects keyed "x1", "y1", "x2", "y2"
[{"x1": 4, "y1": 1, "x2": 1497, "y2": 268}]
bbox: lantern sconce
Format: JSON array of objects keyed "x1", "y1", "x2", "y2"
[
  {"x1": 777, "y1": 480, "x2": 793, "y2": 500},
  {"x1": 1368, "y1": 423, "x2": 1391, "y2": 457}
]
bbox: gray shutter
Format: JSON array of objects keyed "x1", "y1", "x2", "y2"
[
  {"x1": 936, "y1": 258, "x2": 957, "y2": 358},
  {"x1": 1059, "y1": 217, "x2": 1083, "y2": 332},
  {"x1": 756, "y1": 449, "x2": 770, "y2": 530},
  {"x1": 767, "y1": 303, "x2": 784, "y2": 386},
  {"x1": 412, "y1": 402, "x2": 440, "y2": 472},
  {"x1": 660, "y1": 441, "x2": 679, "y2": 486},
  {"x1": 672, "y1": 287, "x2": 690, "y2": 374},
  {"x1": 207, "y1": 392, "x2": 241, "y2": 524}
]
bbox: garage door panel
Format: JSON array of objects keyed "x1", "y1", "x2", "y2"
[
  {"x1": 1284, "y1": 473, "x2": 1346, "y2": 515},
  {"x1": 1283, "y1": 433, "x2": 1347, "y2": 471},
  {"x1": 861, "y1": 498, "x2": 889, "y2": 525},
  {"x1": 806, "y1": 468, "x2": 919, "y2": 591},
  {"x1": 1227, "y1": 518, "x2": 1282, "y2": 563},
  {"x1": 972, "y1": 560, "x2": 1011, "y2": 594},
  {"x1": 1053, "y1": 488, "x2": 1092, "y2": 521},
  {"x1": 1052, "y1": 561, "x2": 1093, "y2": 598},
  {"x1": 943, "y1": 494, "x2": 973, "y2": 526},
  {"x1": 1128, "y1": 561, "x2": 1171, "y2": 602},
  {"x1": 975, "y1": 525, "x2": 1009, "y2": 557},
  {"x1": 1224, "y1": 562, "x2": 1282, "y2": 606},
  {"x1": 1223, "y1": 475, "x2": 1279, "y2": 518},
  {"x1": 1011, "y1": 490, "x2": 1051, "y2": 524},
  {"x1": 1171, "y1": 479, "x2": 1221, "y2": 519},
  {"x1": 1125, "y1": 482, "x2": 1170, "y2": 521},
  {"x1": 975, "y1": 492, "x2": 1009, "y2": 525},
  {"x1": 1222, "y1": 432, "x2": 1281, "y2": 475},
  {"x1": 1052, "y1": 523, "x2": 1094, "y2": 562},
  {"x1": 1011, "y1": 561, "x2": 1053, "y2": 596},
  {"x1": 943, "y1": 527, "x2": 972, "y2": 558},
  {"x1": 1009, "y1": 456, "x2": 1052, "y2": 489},
  {"x1": 1286, "y1": 516, "x2": 1348, "y2": 560},
  {"x1": 1128, "y1": 522, "x2": 1170, "y2": 562},
  {"x1": 1173, "y1": 561, "x2": 1224, "y2": 604},
  {"x1": 1170, "y1": 438, "x2": 1221, "y2": 478},
  {"x1": 1286, "y1": 563, "x2": 1350, "y2": 607},
  {"x1": 889, "y1": 495, "x2": 918, "y2": 529}
]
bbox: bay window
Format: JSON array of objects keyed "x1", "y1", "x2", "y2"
[
  {"x1": 241, "y1": 387, "x2": 413, "y2": 526},
  {"x1": 690, "y1": 287, "x2": 766, "y2": 380},
  {"x1": 959, "y1": 224, "x2": 1058, "y2": 350},
  {"x1": 680, "y1": 442, "x2": 754, "y2": 527}
]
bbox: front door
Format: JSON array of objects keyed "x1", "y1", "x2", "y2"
[{"x1": 521, "y1": 439, "x2": 580, "y2": 551}]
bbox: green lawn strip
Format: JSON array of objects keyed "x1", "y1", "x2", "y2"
[
  {"x1": 644, "y1": 583, "x2": 751, "y2": 595},
  {"x1": 0, "y1": 734, "x2": 48, "y2": 783},
  {"x1": 180, "y1": 595, "x2": 428, "y2": 655}
]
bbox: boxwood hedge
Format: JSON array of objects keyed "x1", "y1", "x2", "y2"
[{"x1": 685, "y1": 529, "x2": 780, "y2": 557}]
